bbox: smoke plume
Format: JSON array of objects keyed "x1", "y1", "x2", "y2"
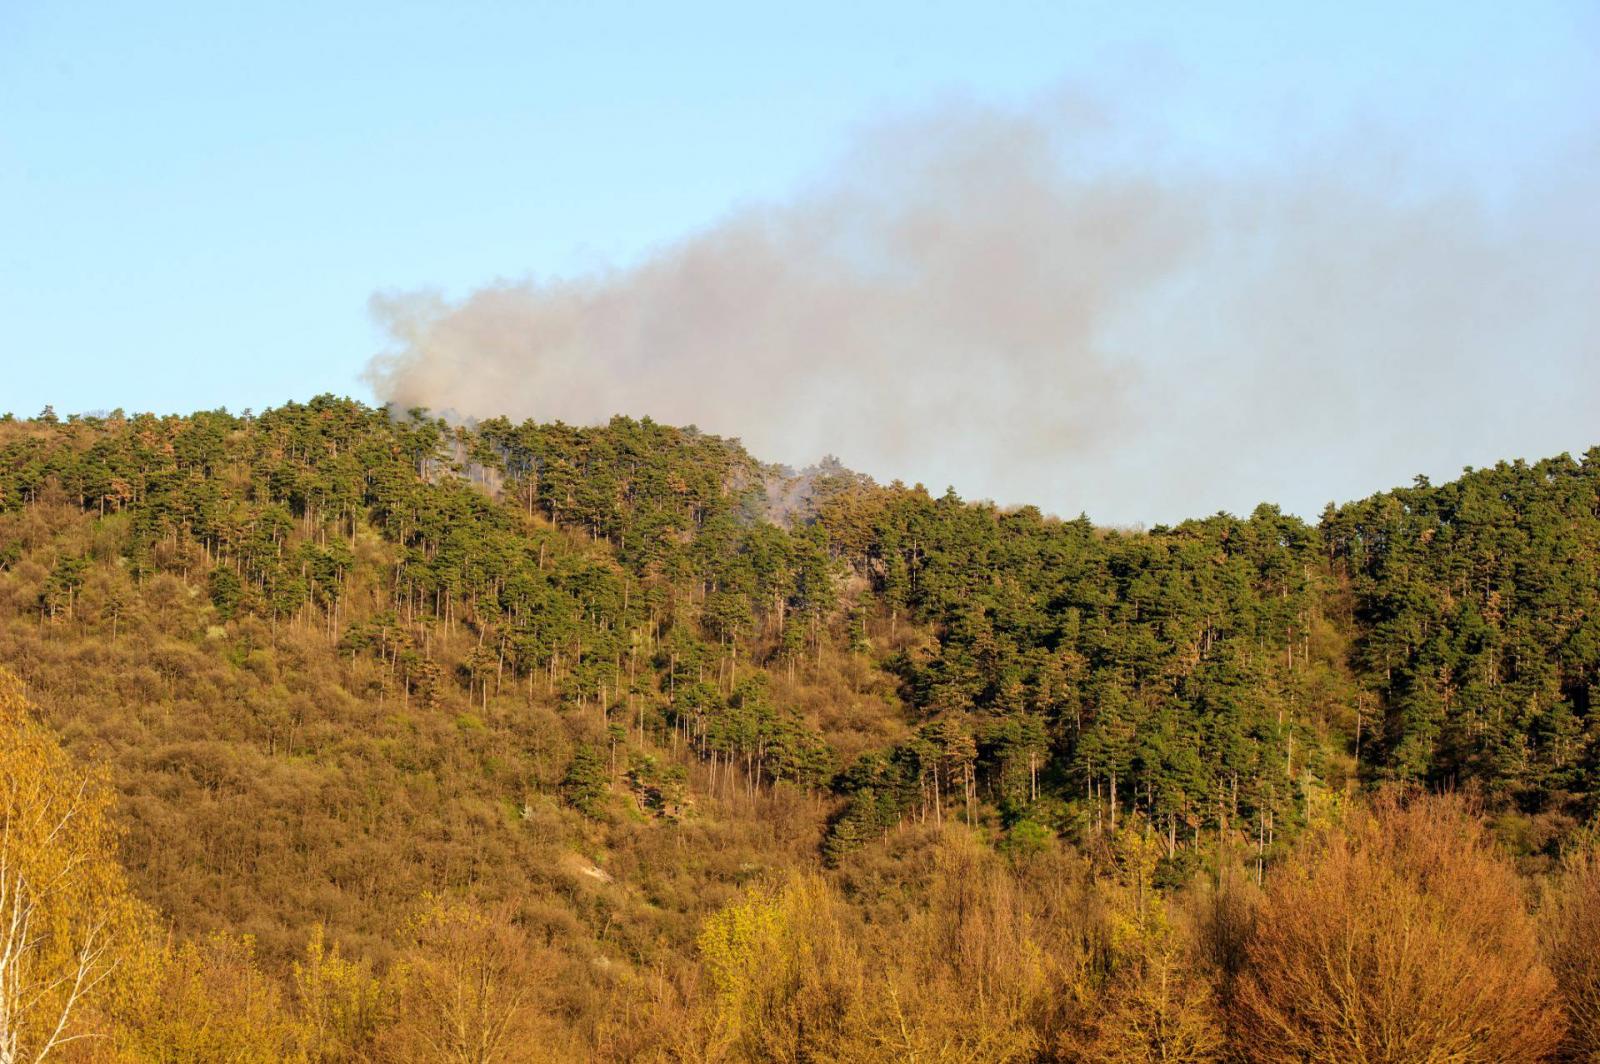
[{"x1": 365, "y1": 94, "x2": 1600, "y2": 524}]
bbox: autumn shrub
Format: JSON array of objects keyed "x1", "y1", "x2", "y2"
[
  {"x1": 582, "y1": 961, "x2": 714, "y2": 1064},
  {"x1": 1542, "y1": 832, "x2": 1600, "y2": 1062},
  {"x1": 376, "y1": 896, "x2": 564, "y2": 1064},
  {"x1": 876, "y1": 835, "x2": 1060, "y2": 1062},
  {"x1": 1233, "y1": 791, "x2": 1565, "y2": 1063}
]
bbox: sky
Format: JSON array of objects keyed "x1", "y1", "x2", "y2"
[{"x1": 3, "y1": 1, "x2": 1597, "y2": 524}]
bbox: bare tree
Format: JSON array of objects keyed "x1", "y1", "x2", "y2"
[
  {"x1": 1233, "y1": 792, "x2": 1565, "y2": 1064},
  {"x1": 379, "y1": 897, "x2": 551, "y2": 1064}
]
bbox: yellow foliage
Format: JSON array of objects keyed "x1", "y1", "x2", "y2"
[
  {"x1": 0, "y1": 668, "x2": 309, "y2": 1064},
  {"x1": 697, "y1": 883, "x2": 786, "y2": 1003},
  {"x1": 1063, "y1": 949, "x2": 1224, "y2": 1064},
  {"x1": 873, "y1": 837, "x2": 1056, "y2": 1062},
  {"x1": 1061, "y1": 816, "x2": 1225, "y2": 1064},
  {"x1": 0, "y1": 668, "x2": 148, "y2": 1063},
  {"x1": 696, "y1": 835, "x2": 1090, "y2": 1063},
  {"x1": 293, "y1": 924, "x2": 396, "y2": 1063},
  {"x1": 696, "y1": 875, "x2": 869, "y2": 1063},
  {"x1": 115, "y1": 934, "x2": 305, "y2": 1063},
  {"x1": 1104, "y1": 816, "x2": 1171, "y2": 954}
]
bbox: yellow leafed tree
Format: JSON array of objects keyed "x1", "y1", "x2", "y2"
[{"x1": 0, "y1": 667, "x2": 145, "y2": 1063}]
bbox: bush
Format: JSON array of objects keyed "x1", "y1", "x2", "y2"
[
  {"x1": 1542, "y1": 832, "x2": 1600, "y2": 1062},
  {"x1": 1233, "y1": 792, "x2": 1565, "y2": 1063}
]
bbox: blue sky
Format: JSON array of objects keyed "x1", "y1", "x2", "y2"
[{"x1": 3, "y1": 1, "x2": 1597, "y2": 520}]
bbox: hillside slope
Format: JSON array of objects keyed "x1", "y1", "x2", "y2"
[{"x1": 2, "y1": 397, "x2": 1599, "y2": 1059}]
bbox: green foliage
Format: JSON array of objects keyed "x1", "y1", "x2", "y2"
[
  {"x1": 3, "y1": 400, "x2": 1599, "y2": 1058},
  {"x1": 562, "y1": 743, "x2": 610, "y2": 818},
  {"x1": 6, "y1": 399, "x2": 1600, "y2": 871},
  {"x1": 209, "y1": 564, "x2": 245, "y2": 620}
]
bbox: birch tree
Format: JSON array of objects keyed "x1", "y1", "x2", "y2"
[{"x1": 0, "y1": 668, "x2": 139, "y2": 1064}]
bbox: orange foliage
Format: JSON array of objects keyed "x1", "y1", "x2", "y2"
[
  {"x1": 1233, "y1": 792, "x2": 1565, "y2": 1063},
  {"x1": 1542, "y1": 834, "x2": 1600, "y2": 1062}
]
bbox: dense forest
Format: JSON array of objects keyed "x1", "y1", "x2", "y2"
[{"x1": 2, "y1": 396, "x2": 1598, "y2": 1061}]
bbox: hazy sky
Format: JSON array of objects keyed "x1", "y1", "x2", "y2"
[{"x1": 4, "y1": 1, "x2": 1597, "y2": 524}]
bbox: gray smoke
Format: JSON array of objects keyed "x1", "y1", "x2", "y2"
[{"x1": 364, "y1": 95, "x2": 1600, "y2": 524}]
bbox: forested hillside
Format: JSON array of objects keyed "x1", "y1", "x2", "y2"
[{"x1": 2, "y1": 396, "x2": 1598, "y2": 1061}]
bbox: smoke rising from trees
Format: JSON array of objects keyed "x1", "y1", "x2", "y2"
[{"x1": 365, "y1": 93, "x2": 1599, "y2": 523}]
